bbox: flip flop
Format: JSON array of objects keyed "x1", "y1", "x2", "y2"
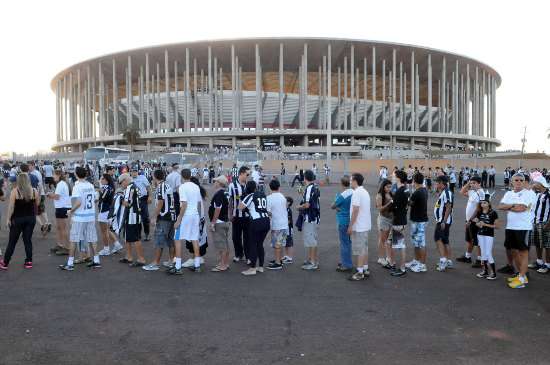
[
  {"x1": 211, "y1": 266, "x2": 228, "y2": 272},
  {"x1": 119, "y1": 258, "x2": 133, "y2": 264}
]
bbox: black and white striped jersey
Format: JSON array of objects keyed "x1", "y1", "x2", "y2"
[
  {"x1": 242, "y1": 191, "x2": 269, "y2": 220},
  {"x1": 434, "y1": 188, "x2": 453, "y2": 224},
  {"x1": 156, "y1": 181, "x2": 176, "y2": 221},
  {"x1": 231, "y1": 167, "x2": 238, "y2": 179},
  {"x1": 229, "y1": 180, "x2": 246, "y2": 218},
  {"x1": 534, "y1": 190, "x2": 550, "y2": 224}
]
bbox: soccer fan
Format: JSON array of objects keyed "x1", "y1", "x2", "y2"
[
  {"x1": 347, "y1": 173, "x2": 372, "y2": 281},
  {"x1": 375, "y1": 179, "x2": 393, "y2": 268},
  {"x1": 298, "y1": 170, "x2": 321, "y2": 271},
  {"x1": 407, "y1": 173, "x2": 429, "y2": 273},
  {"x1": 472, "y1": 194, "x2": 499, "y2": 280},
  {"x1": 457, "y1": 176, "x2": 485, "y2": 268},
  {"x1": 131, "y1": 168, "x2": 152, "y2": 242},
  {"x1": 59, "y1": 167, "x2": 101, "y2": 271},
  {"x1": 168, "y1": 169, "x2": 202, "y2": 275},
  {"x1": 331, "y1": 175, "x2": 353, "y2": 272},
  {"x1": 118, "y1": 173, "x2": 146, "y2": 267},
  {"x1": 389, "y1": 170, "x2": 409, "y2": 277},
  {"x1": 143, "y1": 169, "x2": 176, "y2": 271},
  {"x1": 46, "y1": 170, "x2": 71, "y2": 256},
  {"x1": 97, "y1": 174, "x2": 123, "y2": 256},
  {"x1": 239, "y1": 181, "x2": 270, "y2": 276},
  {"x1": 434, "y1": 175, "x2": 454, "y2": 272},
  {"x1": 266, "y1": 179, "x2": 288, "y2": 270},
  {"x1": 229, "y1": 166, "x2": 250, "y2": 263},
  {"x1": 498, "y1": 173, "x2": 533, "y2": 288},
  {"x1": 209, "y1": 175, "x2": 231, "y2": 272},
  {"x1": 528, "y1": 175, "x2": 550, "y2": 273}
]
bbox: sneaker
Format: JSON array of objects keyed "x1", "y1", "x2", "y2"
[
  {"x1": 301, "y1": 261, "x2": 312, "y2": 269},
  {"x1": 98, "y1": 247, "x2": 111, "y2": 256},
  {"x1": 476, "y1": 271, "x2": 488, "y2": 278},
  {"x1": 410, "y1": 263, "x2": 427, "y2": 273},
  {"x1": 111, "y1": 243, "x2": 124, "y2": 254},
  {"x1": 536, "y1": 266, "x2": 549, "y2": 274},
  {"x1": 190, "y1": 266, "x2": 202, "y2": 273},
  {"x1": 486, "y1": 273, "x2": 497, "y2": 280},
  {"x1": 377, "y1": 257, "x2": 389, "y2": 266},
  {"x1": 528, "y1": 261, "x2": 544, "y2": 270},
  {"x1": 246, "y1": 259, "x2": 252, "y2": 265},
  {"x1": 507, "y1": 274, "x2": 519, "y2": 282},
  {"x1": 497, "y1": 264, "x2": 515, "y2": 274},
  {"x1": 182, "y1": 259, "x2": 194, "y2": 268},
  {"x1": 241, "y1": 268, "x2": 257, "y2": 276},
  {"x1": 348, "y1": 271, "x2": 366, "y2": 281},
  {"x1": 508, "y1": 277, "x2": 527, "y2": 289},
  {"x1": 405, "y1": 260, "x2": 419, "y2": 269},
  {"x1": 436, "y1": 262, "x2": 447, "y2": 272},
  {"x1": 256, "y1": 267, "x2": 264, "y2": 273},
  {"x1": 199, "y1": 257, "x2": 205, "y2": 265},
  {"x1": 302, "y1": 263, "x2": 319, "y2": 271},
  {"x1": 23, "y1": 261, "x2": 33, "y2": 269},
  {"x1": 232, "y1": 256, "x2": 242, "y2": 263},
  {"x1": 282, "y1": 256, "x2": 293, "y2": 264},
  {"x1": 336, "y1": 264, "x2": 353, "y2": 273},
  {"x1": 162, "y1": 260, "x2": 174, "y2": 268},
  {"x1": 166, "y1": 267, "x2": 183, "y2": 275},
  {"x1": 383, "y1": 262, "x2": 396, "y2": 271},
  {"x1": 58, "y1": 264, "x2": 74, "y2": 271},
  {"x1": 446, "y1": 260, "x2": 454, "y2": 269},
  {"x1": 456, "y1": 255, "x2": 472, "y2": 263},
  {"x1": 0, "y1": 260, "x2": 8, "y2": 270},
  {"x1": 471, "y1": 260, "x2": 482, "y2": 269},
  {"x1": 391, "y1": 269, "x2": 407, "y2": 277},
  {"x1": 87, "y1": 262, "x2": 102, "y2": 269},
  {"x1": 142, "y1": 263, "x2": 160, "y2": 271},
  {"x1": 267, "y1": 262, "x2": 283, "y2": 270},
  {"x1": 143, "y1": 235, "x2": 150, "y2": 242}
]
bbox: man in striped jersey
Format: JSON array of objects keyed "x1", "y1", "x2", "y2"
[
  {"x1": 230, "y1": 163, "x2": 238, "y2": 182},
  {"x1": 528, "y1": 176, "x2": 550, "y2": 274},
  {"x1": 229, "y1": 166, "x2": 250, "y2": 263},
  {"x1": 434, "y1": 175, "x2": 454, "y2": 272}
]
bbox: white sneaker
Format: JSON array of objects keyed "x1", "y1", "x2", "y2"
[
  {"x1": 405, "y1": 260, "x2": 418, "y2": 269},
  {"x1": 142, "y1": 263, "x2": 160, "y2": 271},
  {"x1": 411, "y1": 263, "x2": 427, "y2": 273},
  {"x1": 377, "y1": 258, "x2": 388, "y2": 266},
  {"x1": 182, "y1": 259, "x2": 194, "y2": 268},
  {"x1": 199, "y1": 257, "x2": 205, "y2": 265},
  {"x1": 241, "y1": 268, "x2": 257, "y2": 276},
  {"x1": 436, "y1": 261, "x2": 447, "y2": 272},
  {"x1": 446, "y1": 259, "x2": 454, "y2": 269},
  {"x1": 256, "y1": 267, "x2": 264, "y2": 273},
  {"x1": 98, "y1": 247, "x2": 111, "y2": 256},
  {"x1": 111, "y1": 243, "x2": 123, "y2": 254},
  {"x1": 282, "y1": 256, "x2": 293, "y2": 264},
  {"x1": 162, "y1": 260, "x2": 173, "y2": 268}
]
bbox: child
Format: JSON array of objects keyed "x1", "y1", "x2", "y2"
[
  {"x1": 282, "y1": 196, "x2": 294, "y2": 264},
  {"x1": 473, "y1": 194, "x2": 499, "y2": 280}
]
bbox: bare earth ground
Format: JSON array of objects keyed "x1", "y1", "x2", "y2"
[{"x1": 0, "y1": 182, "x2": 549, "y2": 365}]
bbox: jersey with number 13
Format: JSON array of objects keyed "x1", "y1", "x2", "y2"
[{"x1": 71, "y1": 181, "x2": 97, "y2": 222}]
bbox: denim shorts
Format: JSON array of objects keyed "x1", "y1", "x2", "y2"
[
  {"x1": 410, "y1": 221, "x2": 427, "y2": 248},
  {"x1": 154, "y1": 220, "x2": 174, "y2": 248},
  {"x1": 271, "y1": 229, "x2": 288, "y2": 248}
]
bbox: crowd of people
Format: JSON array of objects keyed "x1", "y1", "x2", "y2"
[{"x1": 0, "y1": 159, "x2": 549, "y2": 290}]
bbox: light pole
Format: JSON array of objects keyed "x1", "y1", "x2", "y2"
[{"x1": 519, "y1": 126, "x2": 527, "y2": 169}]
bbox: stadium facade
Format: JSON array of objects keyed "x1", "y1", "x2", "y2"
[{"x1": 50, "y1": 38, "x2": 501, "y2": 155}]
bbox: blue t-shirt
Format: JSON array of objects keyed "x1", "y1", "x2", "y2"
[
  {"x1": 29, "y1": 173, "x2": 39, "y2": 189},
  {"x1": 334, "y1": 189, "x2": 353, "y2": 226}
]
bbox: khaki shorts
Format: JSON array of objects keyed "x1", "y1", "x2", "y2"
[
  {"x1": 212, "y1": 221, "x2": 230, "y2": 251},
  {"x1": 377, "y1": 215, "x2": 393, "y2": 231},
  {"x1": 303, "y1": 221, "x2": 318, "y2": 248},
  {"x1": 351, "y1": 231, "x2": 369, "y2": 256}
]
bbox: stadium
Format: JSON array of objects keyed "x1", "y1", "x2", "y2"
[{"x1": 50, "y1": 38, "x2": 500, "y2": 157}]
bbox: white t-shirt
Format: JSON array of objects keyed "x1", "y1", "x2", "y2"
[
  {"x1": 350, "y1": 186, "x2": 371, "y2": 232},
  {"x1": 71, "y1": 180, "x2": 96, "y2": 222},
  {"x1": 267, "y1": 192, "x2": 288, "y2": 230},
  {"x1": 54, "y1": 180, "x2": 72, "y2": 209},
  {"x1": 43, "y1": 165, "x2": 54, "y2": 178},
  {"x1": 465, "y1": 189, "x2": 484, "y2": 221},
  {"x1": 500, "y1": 189, "x2": 534, "y2": 230},
  {"x1": 179, "y1": 181, "x2": 201, "y2": 216}
]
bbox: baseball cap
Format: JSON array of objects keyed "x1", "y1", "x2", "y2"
[
  {"x1": 213, "y1": 175, "x2": 228, "y2": 186},
  {"x1": 533, "y1": 175, "x2": 549, "y2": 188}
]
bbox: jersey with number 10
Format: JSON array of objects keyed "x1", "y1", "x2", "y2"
[{"x1": 71, "y1": 181, "x2": 96, "y2": 222}]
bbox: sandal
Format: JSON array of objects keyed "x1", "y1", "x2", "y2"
[
  {"x1": 119, "y1": 258, "x2": 133, "y2": 264},
  {"x1": 211, "y1": 266, "x2": 228, "y2": 272}
]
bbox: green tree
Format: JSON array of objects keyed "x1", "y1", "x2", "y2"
[{"x1": 122, "y1": 126, "x2": 140, "y2": 152}]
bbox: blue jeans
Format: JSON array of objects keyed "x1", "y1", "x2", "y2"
[{"x1": 338, "y1": 224, "x2": 353, "y2": 269}]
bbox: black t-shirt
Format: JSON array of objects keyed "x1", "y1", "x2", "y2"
[
  {"x1": 209, "y1": 188, "x2": 229, "y2": 222},
  {"x1": 477, "y1": 210, "x2": 498, "y2": 237},
  {"x1": 409, "y1": 187, "x2": 428, "y2": 223},
  {"x1": 392, "y1": 186, "x2": 410, "y2": 226}
]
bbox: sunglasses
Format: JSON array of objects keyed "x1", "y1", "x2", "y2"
[{"x1": 513, "y1": 179, "x2": 524, "y2": 182}]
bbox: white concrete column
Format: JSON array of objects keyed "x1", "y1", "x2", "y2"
[
  {"x1": 164, "y1": 50, "x2": 171, "y2": 131},
  {"x1": 350, "y1": 45, "x2": 355, "y2": 130},
  {"x1": 231, "y1": 44, "x2": 235, "y2": 130},
  {"x1": 128, "y1": 56, "x2": 132, "y2": 129},
  {"x1": 174, "y1": 61, "x2": 179, "y2": 130},
  {"x1": 382, "y1": 59, "x2": 386, "y2": 130},
  {"x1": 410, "y1": 51, "x2": 415, "y2": 132},
  {"x1": 112, "y1": 61, "x2": 118, "y2": 136},
  {"x1": 427, "y1": 54, "x2": 432, "y2": 133},
  {"x1": 255, "y1": 44, "x2": 262, "y2": 131},
  {"x1": 303, "y1": 43, "x2": 308, "y2": 129},
  {"x1": 371, "y1": 47, "x2": 376, "y2": 129},
  {"x1": 208, "y1": 46, "x2": 212, "y2": 131},
  {"x1": 327, "y1": 43, "x2": 332, "y2": 162},
  {"x1": 392, "y1": 49, "x2": 397, "y2": 131},
  {"x1": 185, "y1": 48, "x2": 190, "y2": 132},
  {"x1": 363, "y1": 57, "x2": 367, "y2": 129}
]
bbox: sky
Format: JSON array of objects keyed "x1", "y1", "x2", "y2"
[{"x1": 1, "y1": 0, "x2": 548, "y2": 154}]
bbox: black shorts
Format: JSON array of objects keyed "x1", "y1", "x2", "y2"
[
  {"x1": 504, "y1": 178, "x2": 510, "y2": 185},
  {"x1": 465, "y1": 222, "x2": 479, "y2": 245},
  {"x1": 55, "y1": 208, "x2": 69, "y2": 219},
  {"x1": 504, "y1": 229, "x2": 529, "y2": 251},
  {"x1": 434, "y1": 222, "x2": 451, "y2": 244},
  {"x1": 125, "y1": 224, "x2": 142, "y2": 243},
  {"x1": 186, "y1": 241, "x2": 208, "y2": 256}
]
